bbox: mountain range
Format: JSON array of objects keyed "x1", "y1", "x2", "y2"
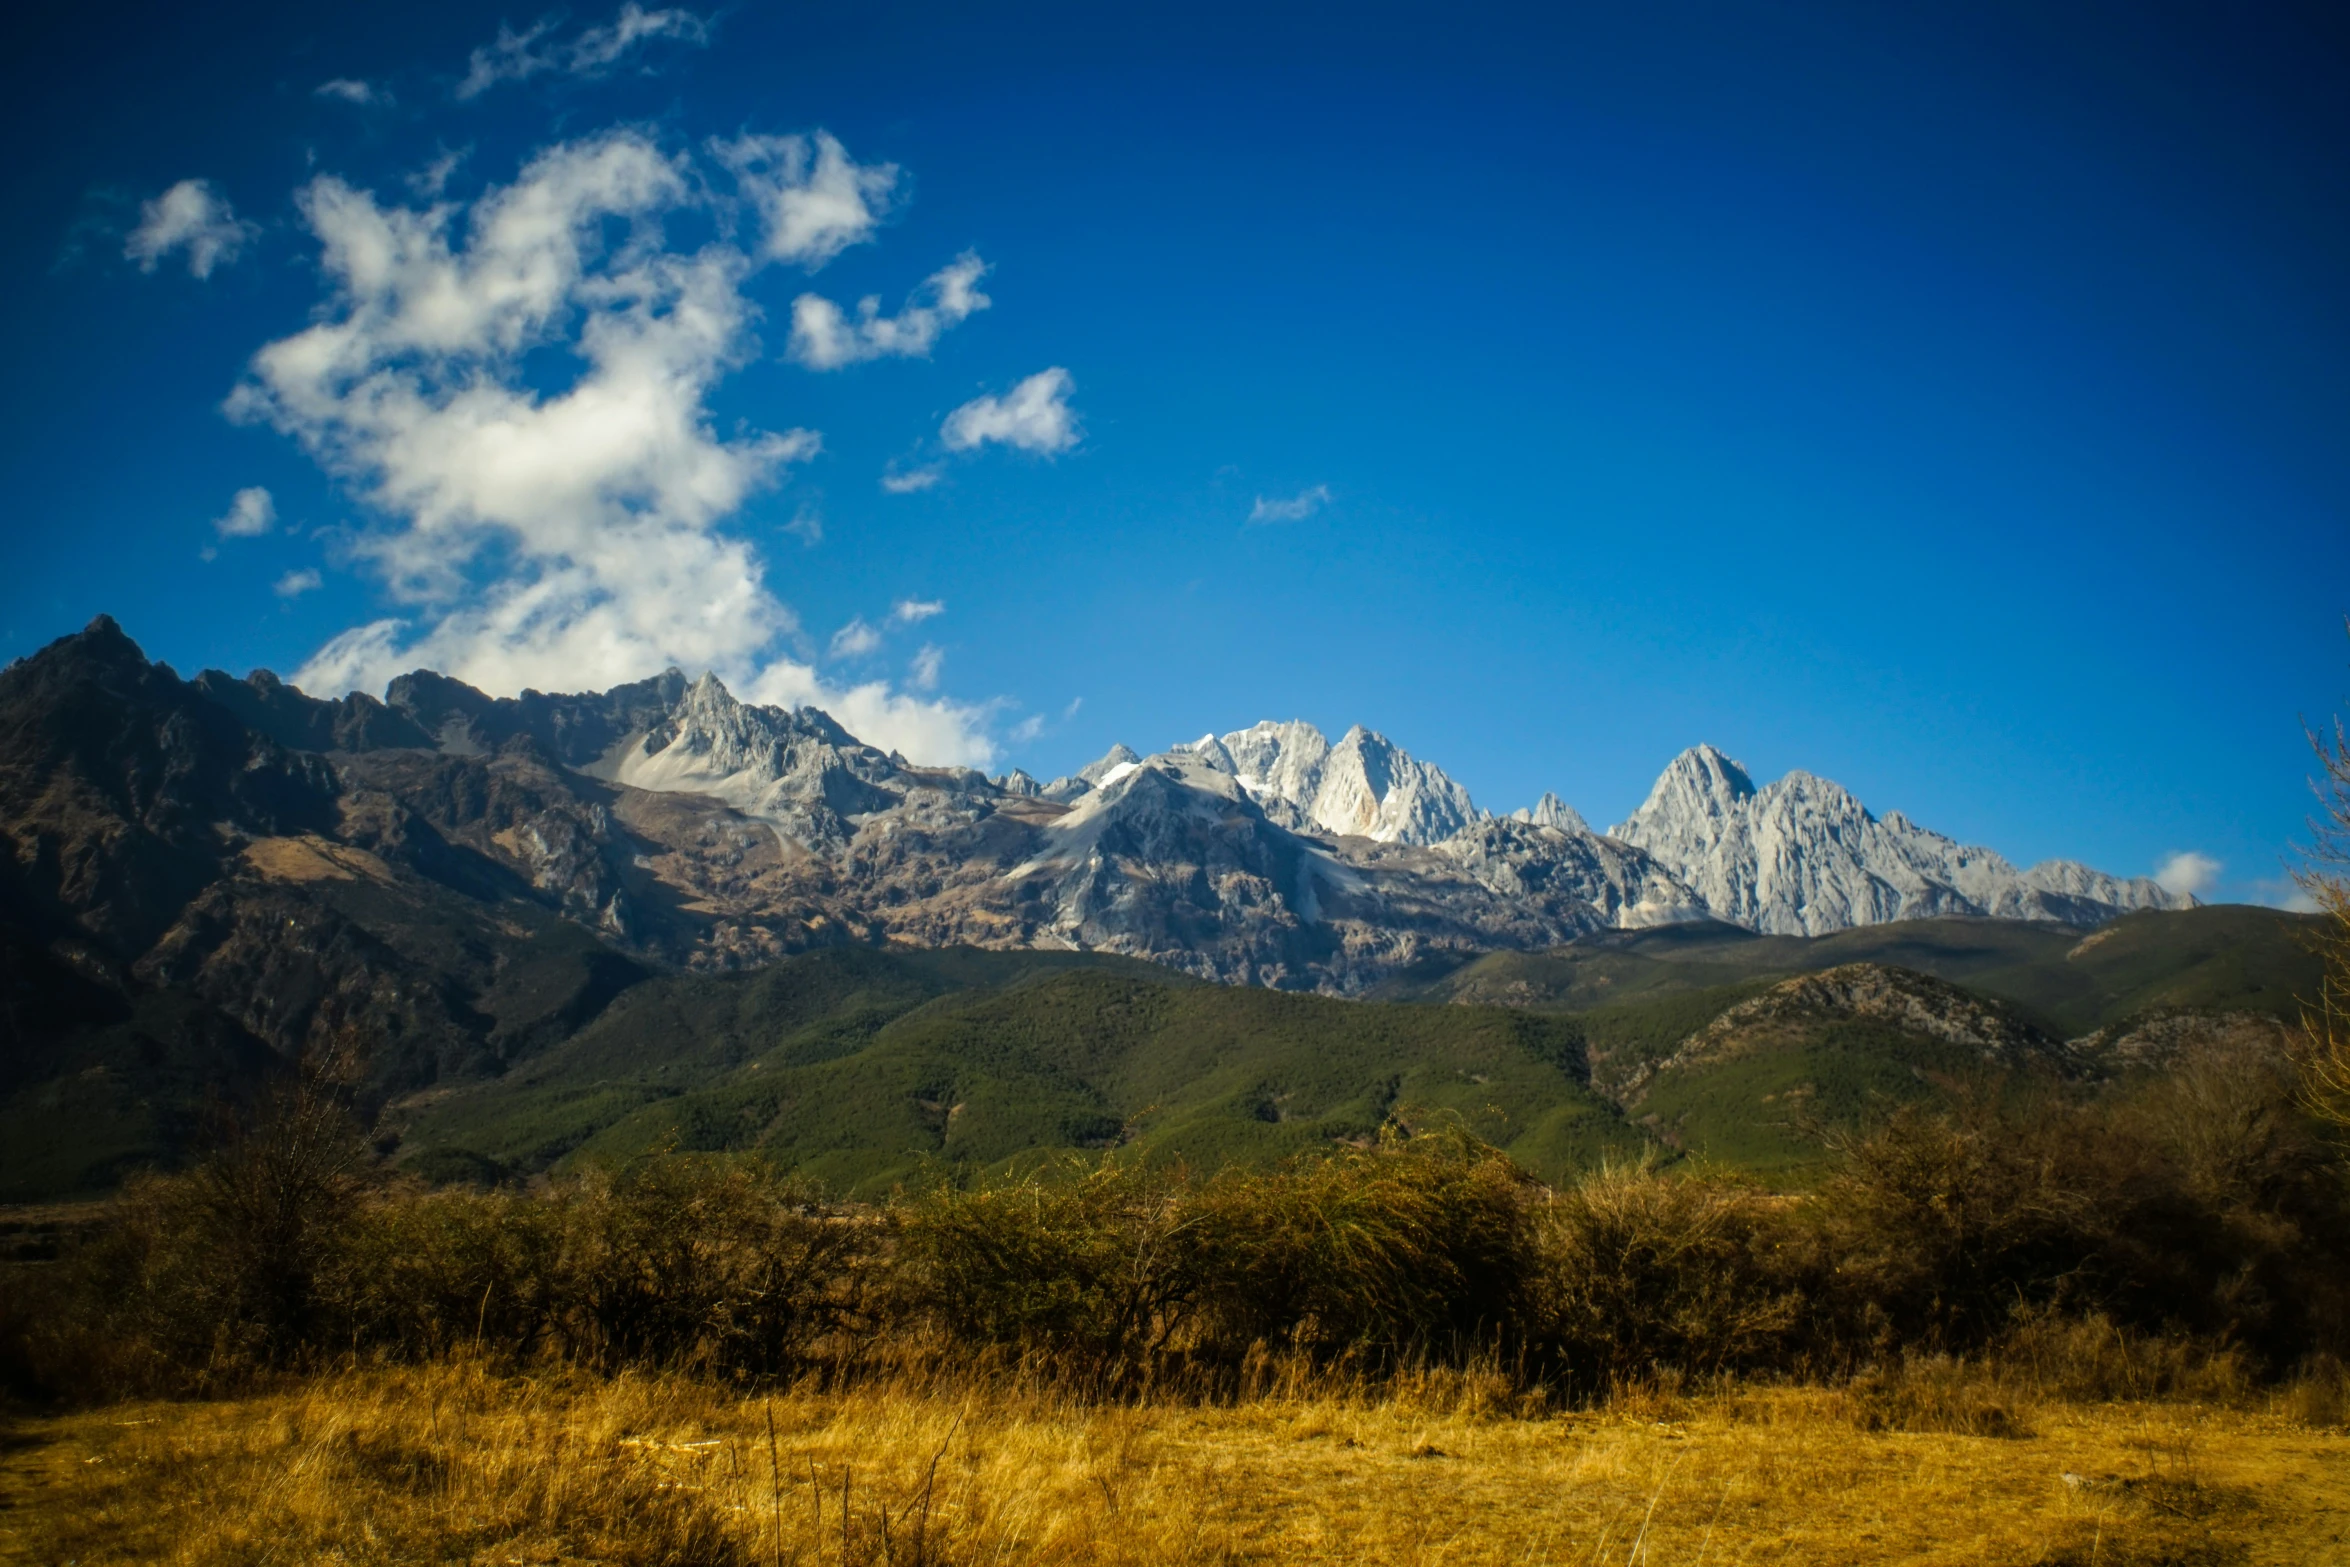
[
  {"x1": 0, "y1": 617, "x2": 2296, "y2": 1198},
  {"x1": 3, "y1": 616, "x2": 2186, "y2": 994}
]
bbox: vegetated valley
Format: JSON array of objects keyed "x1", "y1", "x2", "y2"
[{"x1": 4, "y1": 615, "x2": 2350, "y2": 1564}]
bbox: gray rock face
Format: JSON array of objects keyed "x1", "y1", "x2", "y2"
[
  {"x1": 1212, "y1": 720, "x2": 1483, "y2": 845},
  {"x1": 610, "y1": 673, "x2": 903, "y2": 852},
  {"x1": 1510, "y1": 792, "x2": 1591, "y2": 833},
  {"x1": 1433, "y1": 818, "x2": 1706, "y2": 930},
  {"x1": 1608, "y1": 745, "x2": 2189, "y2": 936}
]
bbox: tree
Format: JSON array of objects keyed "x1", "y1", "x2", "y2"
[{"x1": 2296, "y1": 652, "x2": 2350, "y2": 1128}]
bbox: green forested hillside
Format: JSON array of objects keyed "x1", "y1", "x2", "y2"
[
  {"x1": 395, "y1": 946, "x2": 1644, "y2": 1194},
  {"x1": 1378, "y1": 906, "x2": 2322, "y2": 1036},
  {"x1": 11, "y1": 905, "x2": 2322, "y2": 1201}
]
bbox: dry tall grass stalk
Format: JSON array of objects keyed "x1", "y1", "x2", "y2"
[{"x1": 5, "y1": 1358, "x2": 2346, "y2": 1566}]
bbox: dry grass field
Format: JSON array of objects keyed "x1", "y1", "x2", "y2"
[{"x1": 5, "y1": 1362, "x2": 2347, "y2": 1566}]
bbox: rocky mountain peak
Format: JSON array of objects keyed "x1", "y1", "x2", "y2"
[
  {"x1": 1079, "y1": 743, "x2": 1143, "y2": 784},
  {"x1": 1639, "y1": 744, "x2": 1756, "y2": 820},
  {"x1": 1512, "y1": 791, "x2": 1591, "y2": 833},
  {"x1": 1613, "y1": 749, "x2": 2188, "y2": 937},
  {"x1": 1175, "y1": 733, "x2": 1239, "y2": 774},
  {"x1": 1204, "y1": 719, "x2": 1479, "y2": 846}
]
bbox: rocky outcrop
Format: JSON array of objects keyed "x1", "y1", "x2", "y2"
[
  {"x1": 1510, "y1": 792, "x2": 1591, "y2": 833},
  {"x1": 0, "y1": 617, "x2": 341, "y2": 955},
  {"x1": 1432, "y1": 818, "x2": 1705, "y2": 930},
  {"x1": 1195, "y1": 720, "x2": 1484, "y2": 845},
  {"x1": 1668, "y1": 963, "x2": 2060, "y2": 1066},
  {"x1": 1608, "y1": 745, "x2": 2188, "y2": 936}
]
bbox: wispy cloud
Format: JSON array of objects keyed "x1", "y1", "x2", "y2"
[
  {"x1": 456, "y1": 3, "x2": 709, "y2": 99},
  {"x1": 881, "y1": 464, "x2": 941, "y2": 494},
  {"x1": 274, "y1": 567, "x2": 323, "y2": 598},
  {"x1": 214, "y1": 486, "x2": 275, "y2": 538},
  {"x1": 408, "y1": 147, "x2": 469, "y2": 199},
  {"x1": 125, "y1": 179, "x2": 256, "y2": 278},
  {"x1": 237, "y1": 130, "x2": 998, "y2": 766},
  {"x1": 942, "y1": 367, "x2": 1079, "y2": 455},
  {"x1": 789, "y1": 252, "x2": 990, "y2": 369},
  {"x1": 2155, "y1": 850, "x2": 2222, "y2": 899},
  {"x1": 1249, "y1": 483, "x2": 1331, "y2": 524},
  {"x1": 315, "y1": 78, "x2": 384, "y2": 105},
  {"x1": 783, "y1": 505, "x2": 823, "y2": 547},
  {"x1": 1006, "y1": 695, "x2": 1081, "y2": 746},
  {"x1": 711, "y1": 130, "x2": 897, "y2": 270},
  {"x1": 2245, "y1": 874, "x2": 2321, "y2": 913},
  {"x1": 891, "y1": 598, "x2": 943, "y2": 625},
  {"x1": 829, "y1": 618, "x2": 882, "y2": 658},
  {"x1": 909, "y1": 644, "x2": 944, "y2": 690}
]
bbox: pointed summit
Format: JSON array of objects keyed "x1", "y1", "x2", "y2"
[
  {"x1": 1078, "y1": 742, "x2": 1142, "y2": 785},
  {"x1": 1511, "y1": 791, "x2": 1590, "y2": 834}
]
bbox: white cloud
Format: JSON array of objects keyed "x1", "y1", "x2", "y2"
[
  {"x1": 829, "y1": 618, "x2": 882, "y2": 659},
  {"x1": 891, "y1": 598, "x2": 943, "y2": 625},
  {"x1": 941, "y1": 367, "x2": 1079, "y2": 455},
  {"x1": 275, "y1": 567, "x2": 323, "y2": 598},
  {"x1": 789, "y1": 252, "x2": 990, "y2": 369},
  {"x1": 125, "y1": 179, "x2": 256, "y2": 278},
  {"x1": 710, "y1": 130, "x2": 898, "y2": 270},
  {"x1": 880, "y1": 465, "x2": 941, "y2": 494},
  {"x1": 783, "y1": 505, "x2": 823, "y2": 547},
  {"x1": 1249, "y1": 483, "x2": 1331, "y2": 524},
  {"x1": 2155, "y1": 851, "x2": 2222, "y2": 899},
  {"x1": 909, "y1": 644, "x2": 944, "y2": 690},
  {"x1": 316, "y1": 78, "x2": 383, "y2": 105},
  {"x1": 1006, "y1": 694, "x2": 1080, "y2": 746},
  {"x1": 243, "y1": 130, "x2": 994, "y2": 766},
  {"x1": 456, "y1": 3, "x2": 709, "y2": 99},
  {"x1": 409, "y1": 147, "x2": 469, "y2": 199},
  {"x1": 214, "y1": 486, "x2": 276, "y2": 538}
]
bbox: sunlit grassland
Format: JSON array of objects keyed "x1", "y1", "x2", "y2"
[{"x1": 7, "y1": 1360, "x2": 2347, "y2": 1565}]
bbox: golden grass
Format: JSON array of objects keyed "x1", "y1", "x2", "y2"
[{"x1": 4, "y1": 1363, "x2": 2345, "y2": 1565}]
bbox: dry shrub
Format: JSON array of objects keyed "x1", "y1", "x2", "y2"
[
  {"x1": 894, "y1": 1154, "x2": 1199, "y2": 1385},
  {"x1": 1531, "y1": 1160, "x2": 1815, "y2": 1394},
  {"x1": 1844, "y1": 1355, "x2": 2035, "y2": 1438},
  {"x1": 322, "y1": 1182, "x2": 564, "y2": 1361},
  {"x1": 2282, "y1": 1353, "x2": 2350, "y2": 1429},
  {"x1": 1818, "y1": 1100, "x2": 2095, "y2": 1355},
  {"x1": 1186, "y1": 1130, "x2": 1538, "y2": 1365},
  {"x1": 1821, "y1": 1053, "x2": 2350, "y2": 1370},
  {"x1": 1992, "y1": 1308, "x2": 2251, "y2": 1406},
  {"x1": 543, "y1": 1156, "x2": 874, "y2": 1377},
  {"x1": 896, "y1": 1130, "x2": 1541, "y2": 1390}
]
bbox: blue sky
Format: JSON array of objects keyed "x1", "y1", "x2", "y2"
[{"x1": 4, "y1": 1, "x2": 2347, "y2": 905}]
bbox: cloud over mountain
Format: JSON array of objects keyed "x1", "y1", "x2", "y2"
[{"x1": 229, "y1": 128, "x2": 999, "y2": 766}]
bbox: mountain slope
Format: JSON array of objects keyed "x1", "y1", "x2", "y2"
[
  {"x1": 393, "y1": 945, "x2": 1646, "y2": 1194},
  {"x1": 1618, "y1": 963, "x2": 2075, "y2": 1172}
]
